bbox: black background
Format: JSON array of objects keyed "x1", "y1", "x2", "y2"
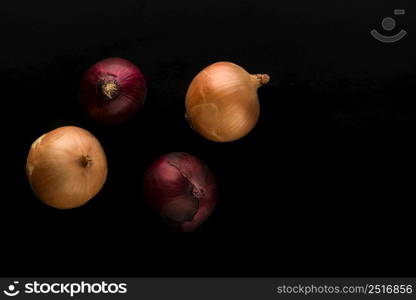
[{"x1": 1, "y1": 0, "x2": 415, "y2": 277}]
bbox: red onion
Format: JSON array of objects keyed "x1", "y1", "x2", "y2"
[
  {"x1": 79, "y1": 57, "x2": 146, "y2": 124},
  {"x1": 144, "y1": 152, "x2": 217, "y2": 232}
]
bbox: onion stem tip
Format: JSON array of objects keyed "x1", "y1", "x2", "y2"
[
  {"x1": 256, "y1": 74, "x2": 270, "y2": 86},
  {"x1": 79, "y1": 155, "x2": 92, "y2": 168}
]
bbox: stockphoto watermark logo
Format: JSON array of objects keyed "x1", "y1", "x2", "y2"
[
  {"x1": 2, "y1": 280, "x2": 127, "y2": 297},
  {"x1": 3, "y1": 282, "x2": 20, "y2": 297}
]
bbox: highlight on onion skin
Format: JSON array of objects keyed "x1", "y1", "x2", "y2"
[
  {"x1": 26, "y1": 126, "x2": 108, "y2": 209},
  {"x1": 185, "y1": 61, "x2": 270, "y2": 142},
  {"x1": 79, "y1": 57, "x2": 146, "y2": 125},
  {"x1": 143, "y1": 152, "x2": 217, "y2": 232}
]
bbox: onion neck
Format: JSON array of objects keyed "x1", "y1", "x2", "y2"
[
  {"x1": 252, "y1": 74, "x2": 270, "y2": 88},
  {"x1": 101, "y1": 79, "x2": 120, "y2": 100},
  {"x1": 79, "y1": 155, "x2": 92, "y2": 168}
]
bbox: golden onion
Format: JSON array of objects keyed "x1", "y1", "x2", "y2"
[
  {"x1": 26, "y1": 126, "x2": 107, "y2": 209},
  {"x1": 185, "y1": 61, "x2": 269, "y2": 142}
]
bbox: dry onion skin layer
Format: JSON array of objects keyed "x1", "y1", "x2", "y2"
[
  {"x1": 26, "y1": 126, "x2": 108, "y2": 209},
  {"x1": 79, "y1": 57, "x2": 147, "y2": 125},
  {"x1": 144, "y1": 152, "x2": 217, "y2": 232},
  {"x1": 185, "y1": 61, "x2": 270, "y2": 142}
]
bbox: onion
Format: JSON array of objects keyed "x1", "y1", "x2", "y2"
[
  {"x1": 26, "y1": 126, "x2": 108, "y2": 209},
  {"x1": 185, "y1": 61, "x2": 270, "y2": 142},
  {"x1": 79, "y1": 57, "x2": 146, "y2": 124},
  {"x1": 143, "y1": 152, "x2": 217, "y2": 232}
]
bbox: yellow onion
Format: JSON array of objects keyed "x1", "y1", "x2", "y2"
[
  {"x1": 185, "y1": 61, "x2": 270, "y2": 142},
  {"x1": 26, "y1": 126, "x2": 107, "y2": 209}
]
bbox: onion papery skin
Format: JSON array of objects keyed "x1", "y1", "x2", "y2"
[
  {"x1": 80, "y1": 57, "x2": 146, "y2": 125},
  {"x1": 26, "y1": 126, "x2": 108, "y2": 209},
  {"x1": 185, "y1": 61, "x2": 270, "y2": 142},
  {"x1": 144, "y1": 152, "x2": 217, "y2": 232}
]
